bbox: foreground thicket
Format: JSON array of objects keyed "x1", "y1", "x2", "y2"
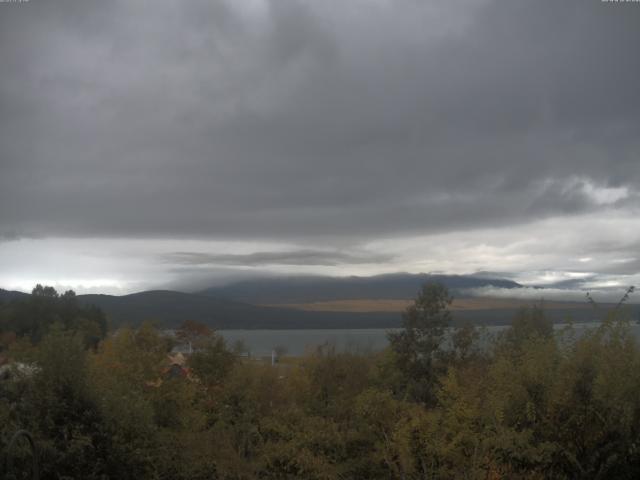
[{"x1": 1, "y1": 285, "x2": 640, "y2": 479}]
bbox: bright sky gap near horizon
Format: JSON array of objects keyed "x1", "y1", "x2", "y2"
[{"x1": 1, "y1": 0, "x2": 639, "y2": 299}]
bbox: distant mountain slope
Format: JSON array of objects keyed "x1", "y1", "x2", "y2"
[
  {"x1": 77, "y1": 290, "x2": 607, "y2": 329},
  {"x1": 2, "y1": 285, "x2": 619, "y2": 329},
  {"x1": 199, "y1": 273, "x2": 522, "y2": 304},
  {"x1": 0, "y1": 288, "x2": 30, "y2": 303},
  {"x1": 77, "y1": 290, "x2": 401, "y2": 329}
]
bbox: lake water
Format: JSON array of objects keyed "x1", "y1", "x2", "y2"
[{"x1": 219, "y1": 322, "x2": 640, "y2": 357}]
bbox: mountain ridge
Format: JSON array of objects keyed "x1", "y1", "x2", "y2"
[
  {"x1": 2, "y1": 273, "x2": 621, "y2": 329},
  {"x1": 199, "y1": 272, "x2": 522, "y2": 303}
]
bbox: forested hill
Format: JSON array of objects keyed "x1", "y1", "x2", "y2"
[{"x1": 199, "y1": 273, "x2": 522, "y2": 303}]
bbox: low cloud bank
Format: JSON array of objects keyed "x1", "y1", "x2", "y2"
[{"x1": 465, "y1": 285, "x2": 637, "y2": 304}]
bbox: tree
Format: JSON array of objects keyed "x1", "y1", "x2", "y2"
[
  {"x1": 387, "y1": 283, "x2": 452, "y2": 405},
  {"x1": 499, "y1": 304, "x2": 553, "y2": 351},
  {"x1": 31, "y1": 284, "x2": 59, "y2": 299},
  {"x1": 23, "y1": 327, "x2": 108, "y2": 478},
  {"x1": 176, "y1": 320, "x2": 213, "y2": 353},
  {"x1": 189, "y1": 334, "x2": 236, "y2": 386},
  {"x1": 0, "y1": 285, "x2": 108, "y2": 345}
]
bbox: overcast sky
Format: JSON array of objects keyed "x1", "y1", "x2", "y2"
[{"x1": 1, "y1": 0, "x2": 639, "y2": 298}]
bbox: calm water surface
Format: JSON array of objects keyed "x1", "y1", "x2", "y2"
[{"x1": 219, "y1": 323, "x2": 640, "y2": 357}]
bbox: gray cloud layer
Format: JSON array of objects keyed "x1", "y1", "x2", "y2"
[
  {"x1": 165, "y1": 249, "x2": 393, "y2": 267},
  {"x1": 1, "y1": 0, "x2": 640, "y2": 293}
]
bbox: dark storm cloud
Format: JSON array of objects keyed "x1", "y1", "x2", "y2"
[
  {"x1": 164, "y1": 249, "x2": 393, "y2": 267},
  {"x1": 1, "y1": 0, "x2": 639, "y2": 243}
]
